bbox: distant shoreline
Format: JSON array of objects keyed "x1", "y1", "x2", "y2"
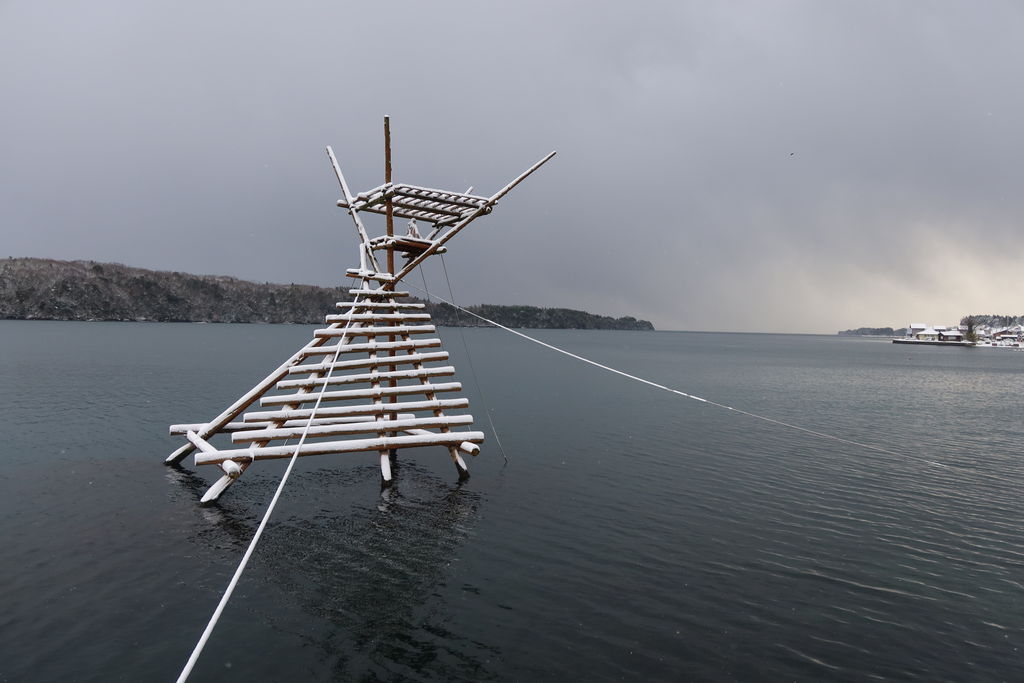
[{"x1": 0, "y1": 257, "x2": 654, "y2": 331}]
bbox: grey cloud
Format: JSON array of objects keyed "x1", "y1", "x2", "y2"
[{"x1": 2, "y1": 1, "x2": 1023, "y2": 332}]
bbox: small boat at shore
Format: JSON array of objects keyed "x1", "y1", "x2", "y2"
[{"x1": 892, "y1": 338, "x2": 974, "y2": 347}]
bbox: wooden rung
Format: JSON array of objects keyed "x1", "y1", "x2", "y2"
[
  {"x1": 195, "y1": 431, "x2": 486, "y2": 466},
  {"x1": 347, "y1": 288, "x2": 409, "y2": 297},
  {"x1": 335, "y1": 301, "x2": 425, "y2": 310},
  {"x1": 345, "y1": 269, "x2": 395, "y2": 282},
  {"x1": 314, "y1": 325, "x2": 436, "y2": 338},
  {"x1": 260, "y1": 381, "x2": 462, "y2": 406},
  {"x1": 287, "y1": 351, "x2": 449, "y2": 376},
  {"x1": 277, "y1": 413, "x2": 415, "y2": 428},
  {"x1": 243, "y1": 398, "x2": 470, "y2": 422},
  {"x1": 299, "y1": 338, "x2": 441, "y2": 357},
  {"x1": 231, "y1": 415, "x2": 474, "y2": 443},
  {"x1": 170, "y1": 421, "x2": 274, "y2": 434},
  {"x1": 324, "y1": 312, "x2": 432, "y2": 323},
  {"x1": 401, "y1": 428, "x2": 480, "y2": 456},
  {"x1": 276, "y1": 365, "x2": 455, "y2": 391}
]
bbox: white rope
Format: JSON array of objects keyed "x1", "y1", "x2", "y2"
[
  {"x1": 176, "y1": 304, "x2": 360, "y2": 682},
  {"x1": 407, "y1": 285, "x2": 952, "y2": 470}
]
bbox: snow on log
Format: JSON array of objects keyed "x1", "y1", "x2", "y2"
[
  {"x1": 275, "y1": 365, "x2": 455, "y2": 390},
  {"x1": 243, "y1": 398, "x2": 469, "y2": 422},
  {"x1": 300, "y1": 338, "x2": 441, "y2": 357},
  {"x1": 230, "y1": 414, "x2": 474, "y2": 443},
  {"x1": 194, "y1": 431, "x2": 486, "y2": 466},
  {"x1": 260, "y1": 381, "x2": 462, "y2": 406},
  {"x1": 286, "y1": 351, "x2": 449, "y2": 376},
  {"x1": 314, "y1": 324, "x2": 436, "y2": 337},
  {"x1": 324, "y1": 312, "x2": 431, "y2": 323}
]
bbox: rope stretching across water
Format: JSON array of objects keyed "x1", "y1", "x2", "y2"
[
  {"x1": 407, "y1": 285, "x2": 951, "y2": 471},
  {"x1": 175, "y1": 304, "x2": 360, "y2": 682}
]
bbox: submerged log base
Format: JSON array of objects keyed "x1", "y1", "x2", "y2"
[
  {"x1": 200, "y1": 459, "x2": 252, "y2": 504},
  {"x1": 451, "y1": 446, "x2": 470, "y2": 479}
]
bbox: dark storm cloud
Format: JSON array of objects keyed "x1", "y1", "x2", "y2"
[{"x1": 3, "y1": 1, "x2": 1023, "y2": 332}]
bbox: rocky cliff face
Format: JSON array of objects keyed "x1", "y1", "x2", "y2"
[{"x1": 0, "y1": 258, "x2": 655, "y2": 330}]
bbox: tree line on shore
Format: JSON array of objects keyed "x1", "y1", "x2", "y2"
[{"x1": 0, "y1": 257, "x2": 654, "y2": 331}]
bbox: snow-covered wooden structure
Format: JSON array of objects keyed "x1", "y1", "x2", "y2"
[{"x1": 166, "y1": 118, "x2": 555, "y2": 503}]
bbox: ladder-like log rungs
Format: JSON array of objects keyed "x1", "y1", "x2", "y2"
[
  {"x1": 324, "y1": 312, "x2": 431, "y2": 323},
  {"x1": 287, "y1": 351, "x2": 449, "y2": 376},
  {"x1": 300, "y1": 339, "x2": 441, "y2": 358},
  {"x1": 276, "y1": 365, "x2": 455, "y2": 391},
  {"x1": 231, "y1": 414, "x2": 474, "y2": 443},
  {"x1": 243, "y1": 398, "x2": 470, "y2": 422},
  {"x1": 347, "y1": 288, "x2": 409, "y2": 297},
  {"x1": 336, "y1": 301, "x2": 424, "y2": 310},
  {"x1": 260, "y1": 381, "x2": 462, "y2": 406},
  {"x1": 195, "y1": 431, "x2": 486, "y2": 466},
  {"x1": 314, "y1": 325, "x2": 435, "y2": 338}
]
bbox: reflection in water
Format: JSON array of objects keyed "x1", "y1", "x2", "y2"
[{"x1": 175, "y1": 459, "x2": 496, "y2": 680}]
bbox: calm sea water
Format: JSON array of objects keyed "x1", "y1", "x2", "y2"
[{"x1": 1, "y1": 321, "x2": 1021, "y2": 682}]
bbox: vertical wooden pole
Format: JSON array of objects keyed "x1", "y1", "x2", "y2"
[
  {"x1": 384, "y1": 116, "x2": 398, "y2": 457},
  {"x1": 384, "y1": 115, "x2": 395, "y2": 278}
]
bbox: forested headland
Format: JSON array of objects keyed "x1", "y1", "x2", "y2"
[{"x1": 0, "y1": 258, "x2": 654, "y2": 330}]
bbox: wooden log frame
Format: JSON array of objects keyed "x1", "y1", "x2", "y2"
[
  {"x1": 167, "y1": 280, "x2": 482, "y2": 501},
  {"x1": 165, "y1": 119, "x2": 554, "y2": 503}
]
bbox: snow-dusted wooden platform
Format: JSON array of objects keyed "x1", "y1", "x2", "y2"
[{"x1": 165, "y1": 117, "x2": 554, "y2": 503}]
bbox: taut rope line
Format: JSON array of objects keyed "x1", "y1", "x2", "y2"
[
  {"x1": 406, "y1": 285, "x2": 952, "y2": 471},
  {"x1": 176, "y1": 303, "x2": 361, "y2": 682}
]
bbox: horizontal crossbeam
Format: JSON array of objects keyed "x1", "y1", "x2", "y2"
[
  {"x1": 260, "y1": 382, "x2": 462, "y2": 406},
  {"x1": 194, "y1": 431, "x2": 485, "y2": 466},
  {"x1": 276, "y1": 365, "x2": 454, "y2": 390},
  {"x1": 230, "y1": 414, "x2": 474, "y2": 443},
  {"x1": 243, "y1": 398, "x2": 470, "y2": 422}
]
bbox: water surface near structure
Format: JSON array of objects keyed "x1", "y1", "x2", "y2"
[{"x1": 1, "y1": 321, "x2": 1022, "y2": 681}]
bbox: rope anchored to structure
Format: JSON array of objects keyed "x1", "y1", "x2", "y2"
[{"x1": 407, "y1": 284, "x2": 955, "y2": 472}]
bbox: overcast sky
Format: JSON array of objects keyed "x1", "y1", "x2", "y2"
[{"x1": 3, "y1": 1, "x2": 1023, "y2": 333}]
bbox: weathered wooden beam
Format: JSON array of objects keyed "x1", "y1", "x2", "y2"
[
  {"x1": 334, "y1": 301, "x2": 425, "y2": 310},
  {"x1": 344, "y1": 269, "x2": 395, "y2": 283},
  {"x1": 327, "y1": 146, "x2": 381, "y2": 273},
  {"x1": 243, "y1": 398, "x2": 469, "y2": 422},
  {"x1": 401, "y1": 428, "x2": 480, "y2": 456},
  {"x1": 194, "y1": 431, "x2": 485, "y2": 466},
  {"x1": 169, "y1": 421, "x2": 273, "y2": 434},
  {"x1": 346, "y1": 288, "x2": 409, "y2": 297},
  {"x1": 231, "y1": 414, "x2": 474, "y2": 443},
  {"x1": 299, "y1": 338, "x2": 441, "y2": 357},
  {"x1": 276, "y1": 365, "x2": 455, "y2": 390},
  {"x1": 287, "y1": 351, "x2": 449, "y2": 376},
  {"x1": 314, "y1": 324, "x2": 436, "y2": 338},
  {"x1": 260, "y1": 381, "x2": 463, "y2": 406},
  {"x1": 324, "y1": 312, "x2": 431, "y2": 323}
]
